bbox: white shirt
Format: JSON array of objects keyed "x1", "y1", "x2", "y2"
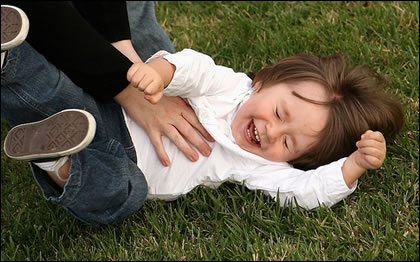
[{"x1": 122, "y1": 49, "x2": 357, "y2": 209}]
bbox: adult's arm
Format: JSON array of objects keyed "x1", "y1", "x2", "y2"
[
  {"x1": 7, "y1": 1, "x2": 215, "y2": 164},
  {"x1": 72, "y1": 1, "x2": 131, "y2": 43},
  {"x1": 6, "y1": 1, "x2": 132, "y2": 102}
]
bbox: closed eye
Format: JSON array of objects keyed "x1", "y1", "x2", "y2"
[{"x1": 275, "y1": 106, "x2": 281, "y2": 119}]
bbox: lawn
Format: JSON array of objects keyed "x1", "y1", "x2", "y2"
[{"x1": 1, "y1": 1, "x2": 418, "y2": 260}]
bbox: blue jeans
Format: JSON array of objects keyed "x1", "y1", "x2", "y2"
[
  {"x1": 127, "y1": 1, "x2": 175, "y2": 60},
  {"x1": 1, "y1": 2, "x2": 175, "y2": 224}
]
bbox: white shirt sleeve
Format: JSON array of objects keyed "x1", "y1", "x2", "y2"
[
  {"x1": 147, "y1": 49, "x2": 249, "y2": 98},
  {"x1": 243, "y1": 157, "x2": 357, "y2": 209}
]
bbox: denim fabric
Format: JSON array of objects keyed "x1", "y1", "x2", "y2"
[
  {"x1": 1, "y1": 1, "x2": 175, "y2": 224},
  {"x1": 127, "y1": 1, "x2": 176, "y2": 60}
]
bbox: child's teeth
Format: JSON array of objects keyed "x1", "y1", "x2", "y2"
[
  {"x1": 254, "y1": 127, "x2": 260, "y2": 142},
  {"x1": 247, "y1": 123, "x2": 260, "y2": 144}
]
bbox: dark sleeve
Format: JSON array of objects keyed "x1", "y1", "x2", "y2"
[
  {"x1": 72, "y1": 1, "x2": 131, "y2": 43},
  {"x1": 6, "y1": 1, "x2": 133, "y2": 102}
]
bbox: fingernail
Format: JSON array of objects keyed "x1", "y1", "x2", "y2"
[
  {"x1": 203, "y1": 147, "x2": 212, "y2": 157},
  {"x1": 163, "y1": 159, "x2": 170, "y2": 166},
  {"x1": 189, "y1": 154, "x2": 198, "y2": 162}
]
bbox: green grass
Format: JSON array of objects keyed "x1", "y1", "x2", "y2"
[{"x1": 1, "y1": 1, "x2": 418, "y2": 260}]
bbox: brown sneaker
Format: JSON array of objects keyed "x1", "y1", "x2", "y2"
[
  {"x1": 4, "y1": 109, "x2": 96, "y2": 161},
  {"x1": 1, "y1": 5, "x2": 29, "y2": 52}
]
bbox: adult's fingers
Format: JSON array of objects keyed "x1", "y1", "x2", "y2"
[
  {"x1": 148, "y1": 131, "x2": 171, "y2": 167},
  {"x1": 171, "y1": 115, "x2": 213, "y2": 157},
  {"x1": 162, "y1": 97, "x2": 214, "y2": 158},
  {"x1": 181, "y1": 106, "x2": 215, "y2": 143},
  {"x1": 163, "y1": 124, "x2": 200, "y2": 162}
]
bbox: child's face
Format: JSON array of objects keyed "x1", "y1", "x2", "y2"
[{"x1": 232, "y1": 81, "x2": 330, "y2": 162}]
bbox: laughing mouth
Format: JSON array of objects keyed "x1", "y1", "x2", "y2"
[{"x1": 247, "y1": 120, "x2": 261, "y2": 145}]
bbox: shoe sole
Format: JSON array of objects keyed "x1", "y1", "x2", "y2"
[
  {"x1": 1, "y1": 5, "x2": 29, "y2": 51},
  {"x1": 4, "y1": 109, "x2": 96, "y2": 161}
]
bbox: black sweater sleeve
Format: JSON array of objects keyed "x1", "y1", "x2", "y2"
[
  {"x1": 5, "y1": 1, "x2": 133, "y2": 102},
  {"x1": 72, "y1": 1, "x2": 131, "y2": 43}
]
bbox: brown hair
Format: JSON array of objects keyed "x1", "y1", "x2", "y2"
[{"x1": 250, "y1": 54, "x2": 404, "y2": 170}]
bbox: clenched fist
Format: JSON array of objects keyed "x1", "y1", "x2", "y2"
[
  {"x1": 342, "y1": 130, "x2": 387, "y2": 188},
  {"x1": 353, "y1": 130, "x2": 386, "y2": 170},
  {"x1": 127, "y1": 62, "x2": 164, "y2": 104}
]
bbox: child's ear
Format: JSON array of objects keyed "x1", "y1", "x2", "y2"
[{"x1": 253, "y1": 81, "x2": 263, "y2": 92}]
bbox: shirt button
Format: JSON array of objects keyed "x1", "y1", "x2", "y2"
[{"x1": 200, "y1": 111, "x2": 209, "y2": 119}]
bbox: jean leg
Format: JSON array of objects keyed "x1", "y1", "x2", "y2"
[
  {"x1": 33, "y1": 136, "x2": 147, "y2": 225},
  {"x1": 1, "y1": 42, "x2": 147, "y2": 224},
  {"x1": 127, "y1": 1, "x2": 175, "y2": 61}
]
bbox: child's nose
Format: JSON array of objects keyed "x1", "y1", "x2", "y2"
[{"x1": 266, "y1": 122, "x2": 284, "y2": 142}]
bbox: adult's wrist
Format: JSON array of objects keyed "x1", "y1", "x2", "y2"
[
  {"x1": 113, "y1": 85, "x2": 133, "y2": 106},
  {"x1": 111, "y1": 39, "x2": 142, "y2": 63}
]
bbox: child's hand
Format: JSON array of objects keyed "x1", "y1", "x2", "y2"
[
  {"x1": 353, "y1": 130, "x2": 387, "y2": 170},
  {"x1": 341, "y1": 130, "x2": 387, "y2": 188},
  {"x1": 127, "y1": 62, "x2": 164, "y2": 104}
]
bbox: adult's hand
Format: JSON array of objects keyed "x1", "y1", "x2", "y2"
[
  {"x1": 112, "y1": 40, "x2": 214, "y2": 165},
  {"x1": 114, "y1": 86, "x2": 214, "y2": 166}
]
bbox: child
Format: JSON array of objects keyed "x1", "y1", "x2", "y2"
[
  {"x1": 119, "y1": 48, "x2": 403, "y2": 204},
  {"x1": 3, "y1": 10, "x2": 403, "y2": 225}
]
